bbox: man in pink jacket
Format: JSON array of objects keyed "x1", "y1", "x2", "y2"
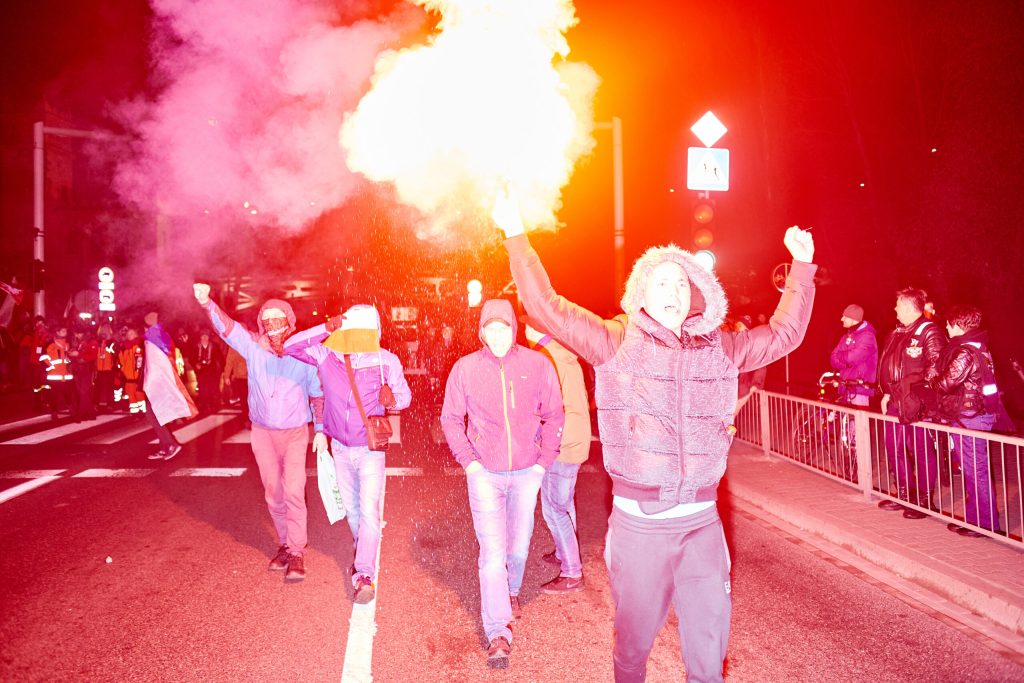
[{"x1": 441, "y1": 299, "x2": 565, "y2": 669}]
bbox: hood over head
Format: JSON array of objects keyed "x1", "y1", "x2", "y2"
[
  {"x1": 620, "y1": 244, "x2": 727, "y2": 337},
  {"x1": 478, "y1": 299, "x2": 517, "y2": 346},
  {"x1": 257, "y1": 299, "x2": 296, "y2": 335}
]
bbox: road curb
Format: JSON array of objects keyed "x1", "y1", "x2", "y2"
[{"x1": 727, "y1": 461, "x2": 1024, "y2": 638}]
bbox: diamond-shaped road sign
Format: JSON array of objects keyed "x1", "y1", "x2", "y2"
[
  {"x1": 691, "y1": 111, "x2": 727, "y2": 147},
  {"x1": 686, "y1": 147, "x2": 730, "y2": 192}
]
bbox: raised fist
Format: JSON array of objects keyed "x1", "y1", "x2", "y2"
[
  {"x1": 491, "y1": 188, "x2": 525, "y2": 238},
  {"x1": 783, "y1": 226, "x2": 815, "y2": 264},
  {"x1": 193, "y1": 283, "x2": 211, "y2": 305}
]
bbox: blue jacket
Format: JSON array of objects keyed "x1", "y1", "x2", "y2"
[{"x1": 830, "y1": 321, "x2": 878, "y2": 396}]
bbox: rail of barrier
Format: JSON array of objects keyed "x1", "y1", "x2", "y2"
[{"x1": 734, "y1": 389, "x2": 1023, "y2": 547}]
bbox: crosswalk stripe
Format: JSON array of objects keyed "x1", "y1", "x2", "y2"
[
  {"x1": 224, "y1": 429, "x2": 251, "y2": 444},
  {"x1": 169, "y1": 468, "x2": 247, "y2": 477},
  {"x1": 0, "y1": 476, "x2": 62, "y2": 505},
  {"x1": 1, "y1": 415, "x2": 124, "y2": 445},
  {"x1": 74, "y1": 469, "x2": 157, "y2": 478},
  {"x1": 148, "y1": 414, "x2": 235, "y2": 445},
  {"x1": 385, "y1": 467, "x2": 424, "y2": 476},
  {"x1": 0, "y1": 414, "x2": 56, "y2": 436},
  {"x1": 82, "y1": 421, "x2": 152, "y2": 445},
  {"x1": 0, "y1": 469, "x2": 67, "y2": 479}
]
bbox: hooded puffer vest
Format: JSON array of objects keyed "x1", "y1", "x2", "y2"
[{"x1": 597, "y1": 311, "x2": 738, "y2": 505}]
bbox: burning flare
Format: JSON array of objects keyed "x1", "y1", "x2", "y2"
[{"x1": 341, "y1": 0, "x2": 599, "y2": 239}]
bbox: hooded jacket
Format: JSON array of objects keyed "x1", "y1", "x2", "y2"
[
  {"x1": 201, "y1": 297, "x2": 323, "y2": 431},
  {"x1": 284, "y1": 305, "x2": 411, "y2": 448},
  {"x1": 506, "y1": 234, "x2": 815, "y2": 506},
  {"x1": 526, "y1": 326, "x2": 592, "y2": 465},
  {"x1": 829, "y1": 320, "x2": 878, "y2": 397},
  {"x1": 932, "y1": 328, "x2": 999, "y2": 419},
  {"x1": 441, "y1": 299, "x2": 565, "y2": 471}
]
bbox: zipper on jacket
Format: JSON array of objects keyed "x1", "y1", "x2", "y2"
[{"x1": 499, "y1": 362, "x2": 513, "y2": 470}]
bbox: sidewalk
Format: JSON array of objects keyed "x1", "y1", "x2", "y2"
[{"x1": 725, "y1": 441, "x2": 1024, "y2": 650}]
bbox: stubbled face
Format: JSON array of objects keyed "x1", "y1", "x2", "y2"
[
  {"x1": 482, "y1": 321, "x2": 514, "y2": 358},
  {"x1": 895, "y1": 297, "x2": 920, "y2": 327},
  {"x1": 841, "y1": 316, "x2": 859, "y2": 329},
  {"x1": 643, "y1": 261, "x2": 691, "y2": 335}
]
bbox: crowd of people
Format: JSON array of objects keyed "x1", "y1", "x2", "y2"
[{"x1": 825, "y1": 289, "x2": 1015, "y2": 539}]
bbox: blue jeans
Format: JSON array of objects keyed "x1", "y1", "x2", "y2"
[
  {"x1": 332, "y1": 442, "x2": 385, "y2": 585},
  {"x1": 466, "y1": 466, "x2": 544, "y2": 643},
  {"x1": 541, "y1": 461, "x2": 583, "y2": 578},
  {"x1": 950, "y1": 413, "x2": 999, "y2": 531},
  {"x1": 883, "y1": 404, "x2": 938, "y2": 503}
]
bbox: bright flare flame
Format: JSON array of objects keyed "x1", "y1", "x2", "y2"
[{"x1": 341, "y1": 0, "x2": 599, "y2": 239}]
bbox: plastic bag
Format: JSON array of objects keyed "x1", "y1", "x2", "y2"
[{"x1": 316, "y1": 446, "x2": 346, "y2": 524}]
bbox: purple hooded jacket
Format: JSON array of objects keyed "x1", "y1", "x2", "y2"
[
  {"x1": 284, "y1": 306, "x2": 411, "y2": 448},
  {"x1": 441, "y1": 299, "x2": 565, "y2": 471}
]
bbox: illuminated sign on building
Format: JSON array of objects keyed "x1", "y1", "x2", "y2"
[{"x1": 98, "y1": 267, "x2": 116, "y2": 312}]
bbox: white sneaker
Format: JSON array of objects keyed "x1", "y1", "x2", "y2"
[
  {"x1": 162, "y1": 444, "x2": 182, "y2": 460},
  {"x1": 147, "y1": 450, "x2": 166, "y2": 460}
]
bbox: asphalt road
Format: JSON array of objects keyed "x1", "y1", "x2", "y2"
[{"x1": 1, "y1": 408, "x2": 1021, "y2": 682}]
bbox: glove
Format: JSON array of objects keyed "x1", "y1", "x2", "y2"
[
  {"x1": 312, "y1": 432, "x2": 329, "y2": 454},
  {"x1": 193, "y1": 283, "x2": 211, "y2": 305},
  {"x1": 325, "y1": 315, "x2": 343, "y2": 332}
]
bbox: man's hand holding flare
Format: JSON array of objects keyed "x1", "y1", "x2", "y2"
[{"x1": 492, "y1": 188, "x2": 525, "y2": 238}]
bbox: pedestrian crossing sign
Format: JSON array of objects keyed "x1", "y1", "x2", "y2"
[{"x1": 686, "y1": 147, "x2": 730, "y2": 192}]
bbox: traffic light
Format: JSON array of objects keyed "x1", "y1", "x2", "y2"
[{"x1": 691, "y1": 195, "x2": 716, "y2": 250}]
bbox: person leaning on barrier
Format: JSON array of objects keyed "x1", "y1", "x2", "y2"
[
  {"x1": 931, "y1": 305, "x2": 1003, "y2": 538},
  {"x1": 494, "y1": 189, "x2": 816, "y2": 683},
  {"x1": 829, "y1": 304, "x2": 877, "y2": 407},
  {"x1": 877, "y1": 287, "x2": 947, "y2": 518}
]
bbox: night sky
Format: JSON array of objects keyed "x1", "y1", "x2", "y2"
[{"x1": 2, "y1": 0, "x2": 1023, "y2": 401}]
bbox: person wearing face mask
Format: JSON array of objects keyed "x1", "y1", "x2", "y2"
[
  {"x1": 440, "y1": 299, "x2": 565, "y2": 669},
  {"x1": 142, "y1": 311, "x2": 196, "y2": 460},
  {"x1": 494, "y1": 191, "x2": 815, "y2": 683},
  {"x1": 193, "y1": 284, "x2": 325, "y2": 582},
  {"x1": 284, "y1": 304, "x2": 412, "y2": 604}
]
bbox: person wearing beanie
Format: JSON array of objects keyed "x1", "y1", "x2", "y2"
[
  {"x1": 524, "y1": 320, "x2": 591, "y2": 596},
  {"x1": 285, "y1": 304, "x2": 411, "y2": 604},
  {"x1": 194, "y1": 284, "x2": 325, "y2": 582},
  {"x1": 829, "y1": 304, "x2": 878, "y2": 406},
  {"x1": 441, "y1": 299, "x2": 564, "y2": 668},
  {"x1": 494, "y1": 189, "x2": 815, "y2": 683}
]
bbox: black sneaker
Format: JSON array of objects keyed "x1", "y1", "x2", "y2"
[
  {"x1": 947, "y1": 523, "x2": 984, "y2": 538},
  {"x1": 162, "y1": 444, "x2": 182, "y2": 460},
  {"x1": 268, "y1": 545, "x2": 290, "y2": 571},
  {"x1": 285, "y1": 554, "x2": 306, "y2": 581},
  {"x1": 486, "y1": 637, "x2": 510, "y2": 669}
]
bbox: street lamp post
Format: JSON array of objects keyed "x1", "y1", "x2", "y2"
[
  {"x1": 594, "y1": 117, "x2": 624, "y2": 296},
  {"x1": 32, "y1": 121, "x2": 124, "y2": 317}
]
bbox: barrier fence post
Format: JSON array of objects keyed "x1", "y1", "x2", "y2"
[
  {"x1": 759, "y1": 392, "x2": 771, "y2": 457},
  {"x1": 855, "y1": 409, "x2": 873, "y2": 501}
]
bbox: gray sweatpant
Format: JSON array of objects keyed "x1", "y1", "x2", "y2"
[{"x1": 607, "y1": 505, "x2": 731, "y2": 683}]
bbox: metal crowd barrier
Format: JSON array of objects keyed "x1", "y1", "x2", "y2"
[{"x1": 734, "y1": 389, "x2": 1024, "y2": 547}]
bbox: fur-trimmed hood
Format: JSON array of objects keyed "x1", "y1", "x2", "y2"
[{"x1": 620, "y1": 244, "x2": 727, "y2": 337}]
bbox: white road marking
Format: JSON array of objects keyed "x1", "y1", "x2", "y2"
[
  {"x1": 170, "y1": 468, "x2": 247, "y2": 477},
  {"x1": 2, "y1": 415, "x2": 123, "y2": 445},
  {"x1": 0, "y1": 414, "x2": 56, "y2": 435},
  {"x1": 340, "y1": 463, "x2": 386, "y2": 683},
  {"x1": 148, "y1": 414, "x2": 235, "y2": 445},
  {"x1": 0, "y1": 475, "x2": 64, "y2": 505},
  {"x1": 224, "y1": 429, "x2": 251, "y2": 444},
  {"x1": 82, "y1": 422, "x2": 151, "y2": 445},
  {"x1": 74, "y1": 469, "x2": 156, "y2": 478},
  {"x1": 0, "y1": 469, "x2": 67, "y2": 479},
  {"x1": 385, "y1": 467, "x2": 423, "y2": 476}
]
